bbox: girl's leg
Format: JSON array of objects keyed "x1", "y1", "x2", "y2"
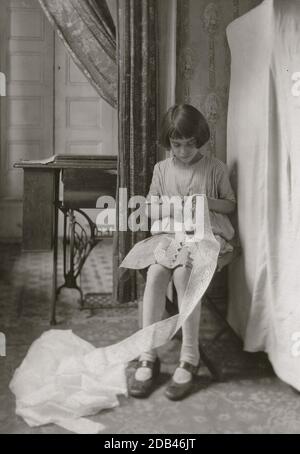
[
  {"x1": 135, "y1": 263, "x2": 172, "y2": 381},
  {"x1": 172, "y1": 265, "x2": 201, "y2": 383}
]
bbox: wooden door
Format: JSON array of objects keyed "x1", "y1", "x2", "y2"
[{"x1": 54, "y1": 34, "x2": 117, "y2": 157}]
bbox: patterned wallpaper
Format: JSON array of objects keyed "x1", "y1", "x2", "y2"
[{"x1": 176, "y1": 0, "x2": 262, "y2": 161}]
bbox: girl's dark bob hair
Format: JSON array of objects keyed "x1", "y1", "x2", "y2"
[{"x1": 160, "y1": 104, "x2": 210, "y2": 149}]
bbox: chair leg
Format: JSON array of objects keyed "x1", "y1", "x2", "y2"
[
  {"x1": 205, "y1": 294, "x2": 243, "y2": 347},
  {"x1": 198, "y1": 342, "x2": 221, "y2": 381}
]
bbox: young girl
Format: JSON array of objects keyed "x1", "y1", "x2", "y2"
[{"x1": 120, "y1": 104, "x2": 236, "y2": 401}]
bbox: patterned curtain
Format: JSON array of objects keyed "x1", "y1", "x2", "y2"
[
  {"x1": 113, "y1": 0, "x2": 158, "y2": 303},
  {"x1": 38, "y1": 0, "x2": 117, "y2": 108}
]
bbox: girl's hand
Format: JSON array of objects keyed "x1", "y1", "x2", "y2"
[{"x1": 171, "y1": 202, "x2": 184, "y2": 222}]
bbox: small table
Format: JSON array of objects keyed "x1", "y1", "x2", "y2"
[{"x1": 14, "y1": 155, "x2": 117, "y2": 324}]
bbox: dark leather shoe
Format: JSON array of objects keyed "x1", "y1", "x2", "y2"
[
  {"x1": 129, "y1": 358, "x2": 160, "y2": 398},
  {"x1": 165, "y1": 361, "x2": 199, "y2": 401}
]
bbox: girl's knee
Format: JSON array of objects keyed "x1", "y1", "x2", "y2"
[
  {"x1": 173, "y1": 265, "x2": 191, "y2": 282},
  {"x1": 173, "y1": 265, "x2": 191, "y2": 296},
  {"x1": 146, "y1": 264, "x2": 171, "y2": 286}
]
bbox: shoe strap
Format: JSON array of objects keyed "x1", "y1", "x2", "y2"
[
  {"x1": 178, "y1": 361, "x2": 198, "y2": 374},
  {"x1": 138, "y1": 359, "x2": 157, "y2": 369}
]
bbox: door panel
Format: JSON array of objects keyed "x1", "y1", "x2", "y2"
[{"x1": 54, "y1": 35, "x2": 117, "y2": 157}]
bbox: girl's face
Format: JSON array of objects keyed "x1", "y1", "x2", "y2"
[{"x1": 170, "y1": 137, "x2": 201, "y2": 164}]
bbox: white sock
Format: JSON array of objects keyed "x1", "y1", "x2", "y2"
[
  {"x1": 134, "y1": 352, "x2": 157, "y2": 381},
  {"x1": 135, "y1": 366, "x2": 152, "y2": 381},
  {"x1": 173, "y1": 367, "x2": 192, "y2": 384}
]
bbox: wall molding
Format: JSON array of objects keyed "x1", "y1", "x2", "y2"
[
  {"x1": 8, "y1": 51, "x2": 44, "y2": 84},
  {"x1": 8, "y1": 95, "x2": 43, "y2": 128},
  {"x1": 65, "y1": 97, "x2": 102, "y2": 130},
  {"x1": 8, "y1": 6, "x2": 45, "y2": 42}
]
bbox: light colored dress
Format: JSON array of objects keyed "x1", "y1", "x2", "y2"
[{"x1": 120, "y1": 155, "x2": 236, "y2": 271}]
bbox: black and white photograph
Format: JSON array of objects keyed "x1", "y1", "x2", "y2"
[{"x1": 0, "y1": 0, "x2": 300, "y2": 436}]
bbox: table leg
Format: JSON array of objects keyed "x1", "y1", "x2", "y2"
[{"x1": 50, "y1": 172, "x2": 59, "y2": 325}]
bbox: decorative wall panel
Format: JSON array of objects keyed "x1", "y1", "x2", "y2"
[{"x1": 176, "y1": 0, "x2": 262, "y2": 160}]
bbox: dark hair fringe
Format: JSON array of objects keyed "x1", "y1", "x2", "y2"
[{"x1": 160, "y1": 104, "x2": 210, "y2": 150}]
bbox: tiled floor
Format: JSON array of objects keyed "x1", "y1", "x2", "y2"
[{"x1": 1, "y1": 240, "x2": 300, "y2": 434}]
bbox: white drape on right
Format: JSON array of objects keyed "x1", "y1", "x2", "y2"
[{"x1": 227, "y1": 0, "x2": 300, "y2": 390}]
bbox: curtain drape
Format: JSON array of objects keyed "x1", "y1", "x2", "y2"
[
  {"x1": 113, "y1": 0, "x2": 158, "y2": 303},
  {"x1": 227, "y1": 0, "x2": 300, "y2": 390},
  {"x1": 39, "y1": 0, "x2": 159, "y2": 303},
  {"x1": 38, "y1": 0, "x2": 117, "y2": 108}
]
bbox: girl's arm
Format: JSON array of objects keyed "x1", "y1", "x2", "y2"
[
  {"x1": 147, "y1": 196, "x2": 235, "y2": 219},
  {"x1": 207, "y1": 197, "x2": 236, "y2": 214},
  {"x1": 210, "y1": 160, "x2": 237, "y2": 214}
]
